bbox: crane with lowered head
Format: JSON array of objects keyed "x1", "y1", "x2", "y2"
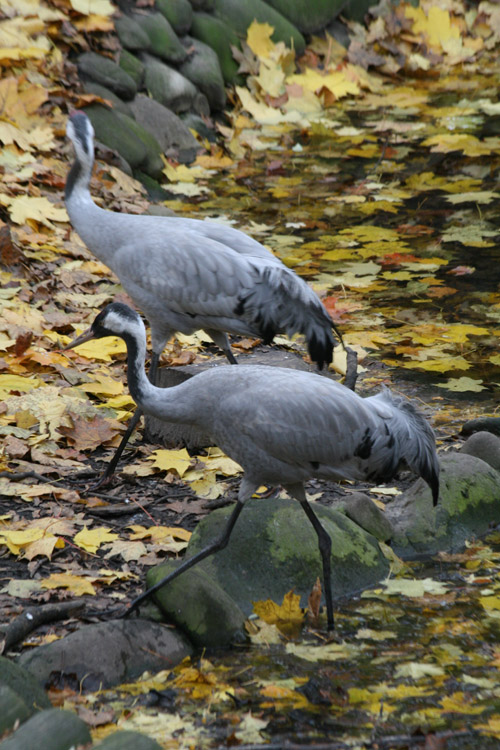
[
  {"x1": 65, "y1": 302, "x2": 440, "y2": 630},
  {"x1": 65, "y1": 110, "x2": 344, "y2": 486}
]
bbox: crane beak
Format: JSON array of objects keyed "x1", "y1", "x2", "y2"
[{"x1": 62, "y1": 326, "x2": 95, "y2": 350}]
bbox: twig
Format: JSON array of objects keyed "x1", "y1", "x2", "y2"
[
  {"x1": 1, "y1": 601, "x2": 85, "y2": 654},
  {"x1": 0, "y1": 471, "x2": 58, "y2": 483}
]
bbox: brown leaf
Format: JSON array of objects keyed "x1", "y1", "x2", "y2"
[
  {"x1": 60, "y1": 414, "x2": 122, "y2": 451},
  {"x1": 307, "y1": 577, "x2": 322, "y2": 627},
  {"x1": 15, "y1": 331, "x2": 33, "y2": 358},
  {"x1": 76, "y1": 705, "x2": 115, "y2": 727},
  {"x1": 0, "y1": 220, "x2": 22, "y2": 266}
]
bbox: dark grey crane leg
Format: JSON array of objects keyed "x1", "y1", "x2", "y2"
[
  {"x1": 90, "y1": 352, "x2": 161, "y2": 489},
  {"x1": 285, "y1": 484, "x2": 334, "y2": 630},
  {"x1": 204, "y1": 329, "x2": 238, "y2": 364},
  {"x1": 123, "y1": 499, "x2": 245, "y2": 616}
]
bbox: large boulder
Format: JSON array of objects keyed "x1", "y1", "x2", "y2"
[
  {"x1": 135, "y1": 12, "x2": 187, "y2": 64},
  {"x1": 387, "y1": 453, "x2": 500, "y2": 558},
  {"x1": 265, "y1": 0, "x2": 344, "y2": 34},
  {"x1": 119, "y1": 49, "x2": 145, "y2": 87},
  {"x1": 83, "y1": 81, "x2": 134, "y2": 116},
  {"x1": 0, "y1": 709, "x2": 91, "y2": 750},
  {"x1": 214, "y1": 0, "x2": 305, "y2": 55},
  {"x1": 142, "y1": 54, "x2": 208, "y2": 114},
  {"x1": 180, "y1": 36, "x2": 226, "y2": 110},
  {"x1": 155, "y1": 0, "x2": 193, "y2": 36},
  {"x1": 78, "y1": 52, "x2": 137, "y2": 100},
  {"x1": 129, "y1": 94, "x2": 199, "y2": 162},
  {"x1": 461, "y1": 431, "x2": 500, "y2": 472},
  {"x1": 176, "y1": 495, "x2": 389, "y2": 614},
  {"x1": 116, "y1": 112, "x2": 165, "y2": 179},
  {"x1": 190, "y1": 12, "x2": 241, "y2": 84},
  {"x1": 115, "y1": 14, "x2": 151, "y2": 51},
  {"x1": 147, "y1": 563, "x2": 247, "y2": 647},
  {"x1": 18, "y1": 620, "x2": 192, "y2": 691},
  {"x1": 83, "y1": 103, "x2": 147, "y2": 170}
]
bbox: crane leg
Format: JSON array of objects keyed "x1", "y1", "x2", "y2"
[
  {"x1": 123, "y1": 499, "x2": 245, "y2": 617},
  {"x1": 286, "y1": 484, "x2": 334, "y2": 630},
  {"x1": 89, "y1": 352, "x2": 161, "y2": 489},
  {"x1": 205, "y1": 329, "x2": 238, "y2": 364}
]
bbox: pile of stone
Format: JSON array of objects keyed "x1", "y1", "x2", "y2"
[{"x1": 73, "y1": 0, "x2": 368, "y2": 187}]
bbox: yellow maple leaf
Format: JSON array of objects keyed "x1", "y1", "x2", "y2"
[
  {"x1": 70, "y1": 0, "x2": 115, "y2": 15},
  {"x1": 62, "y1": 332, "x2": 127, "y2": 362},
  {"x1": 436, "y1": 377, "x2": 486, "y2": 393},
  {"x1": 253, "y1": 590, "x2": 305, "y2": 627},
  {"x1": 74, "y1": 526, "x2": 119, "y2": 553},
  {"x1": 40, "y1": 573, "x2": 96, "y2": 595},
  {"x1": 406, "y1": 5, "x2": 460, "y2": 51},
  {"x1": 247, "y1": 20, "x2": 275, "y2": 59},
  {"x1": 0, "y1": 374, "x2": 42, "y2": 397},
  {"x1": 0, "y1": 195, "x2": 67, "y2": 226},
  {"x1": 147, "y1": 448, "x2": 193, "y2": 478},
  {"x1": 0, "y1": 527, "x2": 44, "y2": 554},
  {"x1": 422, "y1": 134, "x2": 493, "y2": 157},
  {"x1": 78, "y1": 374, "x2": 124, "y2": 397}
]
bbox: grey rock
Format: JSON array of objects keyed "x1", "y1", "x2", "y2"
[
  {"x1": 78, "y1": 51, "x2": 137, "y2": 100},
  {"x1": 84, "y1": 103, "x2": 147, "y2": 170},
  {"x1": 189, "y1": 0, "x2": 215, "y2": 10},
  {"x1": 129, "y1": 94, "x2": 199, "y2": 161},
  {"x1": 0, "y1": 655, "x2": 51, "y2": 711},
  {"x1": 180, "y1": 111, "x2": 216, "y2": 141},
  {"x1": 83, "y1": 81, "x2": 134, "y2": 116},
  {"x1": 387, "y1": 453, "x2": 500, "y2": 558},
  {"x1": 119, "y1": 49, "x2": 145, "y2": 87},
  {"x1": 180, "y1": 36, "x2": 226, "y2": 111},
  {"x1": 18, "y1": 620, "x2": 192, "y2": 690},
  {"x1": 461, "y1": 431, "x2": 500, "y2": 472},
  {"x1": 145, "y1": 349, "x2": 315, "y2": 449},
  {"x1": 0, "y1": 709, "x2": 91, "y2": 750},
  {"x1": 325, "y1": 19, "x2": 351, "y2": 49},
  {"x1": 142, "y1": 54, "x2": 201, "y2": 113},
  {"x1": 116, "y1": 112, "x2": 164, "y2": 179},
  {"x1": 191, "y1": 12, "x2": 241, "y2": 84},
  {"x1": 135, "y1": 12, "x2": 187, "y2": 64},
  {"x1": 156, "y1": 0, "x2": 193, "y2": 36},
  {"x1": 342, "y1": 492, "x2": 393, "y2": 542},
  {"x1": 181, "y1": 496, "x2": 389, "y2": 615},
  {"x1": 93, "y1": 730, "x2": 163, "y2": 749},
  {"x1": 214, "y1": 0, "x2": 305, "y2": 55},
  {"x1": 115, "y1": 14, "x2": 151, "y2": 51},
  {"x1": 461, "y1": 417, "x2": 500, "y2": 437},
  {"x1": 265, "y1": 0, "x2": 344, "y2": 34},
  {"x1": 147, "y1": 562, "x2": 247, "y2": 647},
  {"x1": 0, "y1": 684, "x2": 31, "y2": 735}
]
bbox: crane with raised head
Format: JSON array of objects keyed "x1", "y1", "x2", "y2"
[
  {"x1": 65, "y1": 110, "x2": 344, "y2": 485},
  {"x1": 65, "y1": 302, "x2": 440, "y2": 630}
]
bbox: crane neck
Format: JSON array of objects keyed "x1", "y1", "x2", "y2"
[{"x1": 65, "y1": 148, "x2": 94, "y2": 205}]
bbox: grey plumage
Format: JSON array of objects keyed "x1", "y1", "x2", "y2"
[
  {"x1": 65, "y1": 110, "x2": 341, "y2": 369},
  {"x1": 66, "y1": 303, "x2": 440, "y2": 629}
]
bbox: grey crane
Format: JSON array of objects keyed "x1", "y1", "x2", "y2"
[
  {"x1": 66, "y1": 302, "x2": 440, "y2": 629},
  {"x1": 65, "y1": 110, "x2": 343, "y2": 484}
]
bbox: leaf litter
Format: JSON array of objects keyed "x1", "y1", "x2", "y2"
[{"x1": 1, "y1": 0, "x2": 500, "y2": 746}]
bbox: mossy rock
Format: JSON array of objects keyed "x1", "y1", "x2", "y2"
[
  {"x1": 133, "y1": 170, "x2": 173, "y2": 201},
  {"x1": 183, "y1": 496, "x2": 389, "y2": 614},
  {"x1": 116, "y1": 112, "x2": 164, "y2": 179},
  {"x1": 129, "y1": 94, "x2": 199, "y2": 159},
  {"x1": 0, "y1": 684, "x2": 31, "y2": 735},
  {"x1": 83, "y1": 82, "x2": 134, "y2": 116},
  {"x1": 179, "y1": 36, "x2": 226, "y2": 111},
  {"x1": 78, "y1": 52, "x2": 137, "y2": 100},
  {"x1": 119, "y1": 49, "x2": 145, "y2": 87},
  {"x1": 387, "y1": 453, "x2": 500, "y2": 558},
  {"x1": 155, "y1": 0, "x2": 193, "y2": 36},
  {"x1": 0, "y1": 656, "x2": 51, "y2": 712},
  {"x1": 190, "y1": 0, "x2": 214, "y2": 10},
  {"x1": 135, "y1": 12, "x2": 187, "y2": 64},
  {"x1": 82, "y1": 104, "x2": 147, "y2": 170},
  {"x1": 190, "y1": 12, "x2": 241, "y2": 84},
  {"x1": 92, "y1": 730, "x2": 164, "y2": 749},
  {"x1": 143, "y1": 54, "x2": 199, "y2": 113},
  {"x1": 147, "y1": 562, "x2": 247, "y2": 648},
  {"x1": 265, "y1": 0, "x2": 343, "y2": 33},
  {"x1": 115, "y1": 14, "x2": 151, "y2": 51},
  {"x1": 342, "y1": 0, "x2": 375, "y2": 22},
  {"x1": 214, "y1": 0, "x2": 305, "y2": 55},
  {"x1": 0, "y1": 709, "x2": 91, "y2": 750}
]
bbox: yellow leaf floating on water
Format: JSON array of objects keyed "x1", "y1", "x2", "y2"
[
  {"x1": 74, "y1": 526, "x2": 119, "y2": 553},
  {"x1": 436, "y1": 377, "x2": 486, "y2": 392},
  {"x1": 382, "y1": 577, "x2": 448, "y2": 597},
  {"x1": 394, "y1": 662, "x2": 445, "y2": 680}
]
